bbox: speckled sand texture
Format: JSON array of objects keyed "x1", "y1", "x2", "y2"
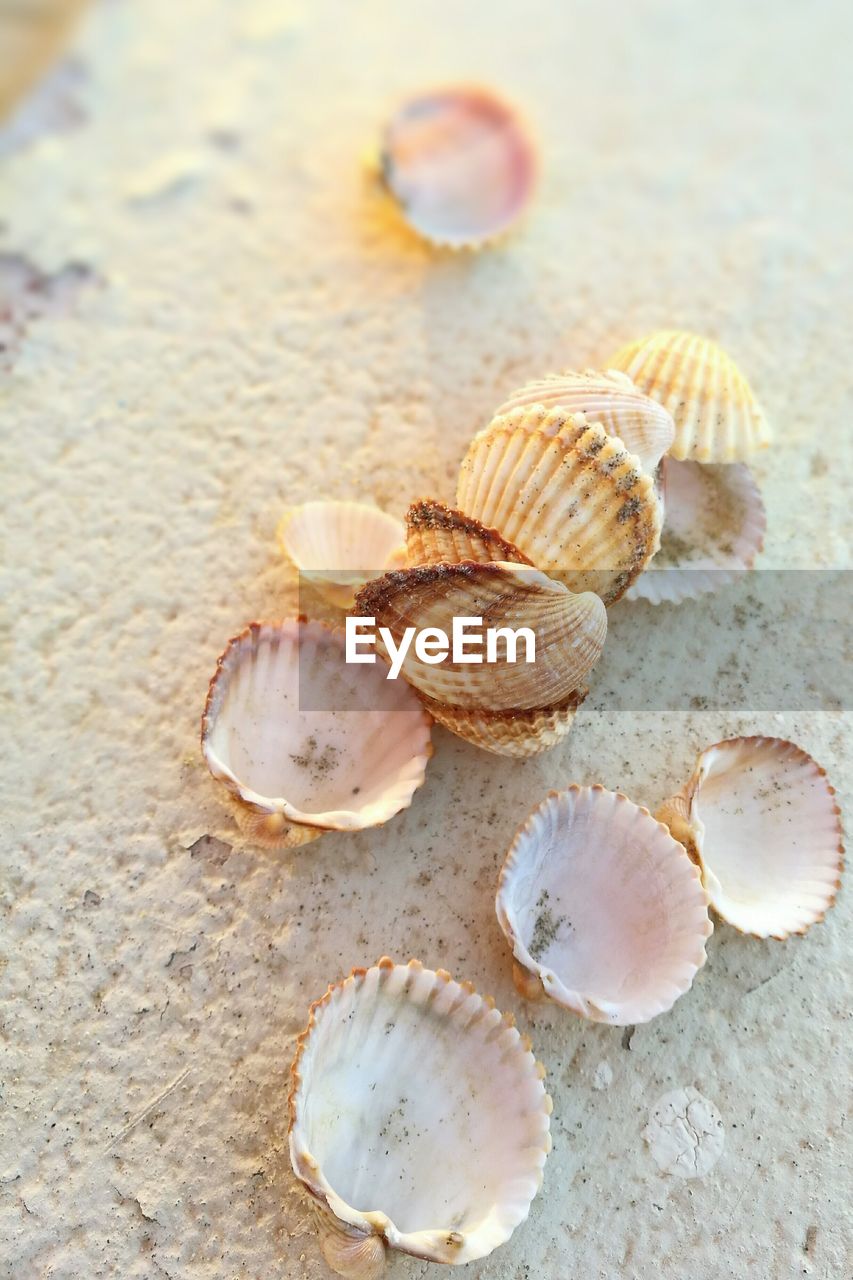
[{"x1": 1, "y1": 2, "x2": 851, "y2": 1278}]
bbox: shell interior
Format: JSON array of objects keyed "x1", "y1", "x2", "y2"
[
  {"x1": 421, "y1": 690, "x2": 585, "y2": 759},
  {"x1": 627, "y1": 457, "x2": 766, "y2": 605},
  {"x1": 380, "y1": 86, "x2": 536, "y2": 247},
  {"x1": 677, "y1": 737, "x2": 844, "y2": 938},
  {"x1": 496, "y1": 787, "x2": 712, "y2": 1024},
  {"x1": 289, "y1": 960, "x2": 551, "y2": 1266},
  {"x1": 202, "y1": 621, "x2": 431, "y2": 832}
]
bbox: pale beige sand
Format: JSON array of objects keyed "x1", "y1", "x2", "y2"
[{"x1": 1, "y1": 1, "x2": 850, "y2": 1277}]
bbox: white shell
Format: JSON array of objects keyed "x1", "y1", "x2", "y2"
[
  {"x1": 495, "y1": 368, "x2": 675, "y2": 474},
  {"x1": 379, "y1": 85, "x2": 537, "y2": 248},
  {"x1": 496, "y1": 786, "x2": 712, "y2": 1025},
  {"x1": 608, "y1": 330, "x2": 771, "y2": 463},
  {"x1": 201, "y1": 621, "x2": 432, "y2": 846},
  {"x1": 658, "y1": 737, "x2": 844, "y2": 938},
  {"x1": 289, "y1": 959, "x2": 552, "y2": 1272},
  {"x1": 627, "y1": 457, "x2": 766, "y2": 605},
  {"x1": 278, "y1": 501, "x2": 406, "y2": 608}
]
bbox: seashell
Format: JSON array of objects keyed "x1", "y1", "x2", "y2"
[
  {"x1": 354, "y1": 560, "x2": 606, "y2": 711},
  {"x1": 495, "y1": 368, "x2": 675, "y2": 474},
  {"x1": 627, "y1": 457, "x2": 766, "y2": 604},
  {"x1": 378, "y1": 84, "x2": 537, "y2": 248},
  {"x1": 405, "y1": 498, "x2": 532, "y2": 568},
  {"x1": 289, "y1": 957, "x2": 552, "y2": 1275},
  {"x1": 421, "y1": 688, "x2": 586, "y2": 758},
  {"x1": 657, "y1": 737, "x2": 844, "y2": 939},
  {"x1": 457, "y1": 406, "x2": 662, "y2": 605},
  {"x1": 315, "y1": 1206, "x2": 387, "y2": 1280},
  {"x1": 496, "y1": 786, "x2": 712, "y2": 1024},
  {"x1": 201, "y1": 620, "x2": 431, "y2": 847},
  {"x1": 277, "y1": 501, "x2": 406, "y2": 609},
  {"x1": 608, "y1": 330, "x2": 771, "y2": 463}
]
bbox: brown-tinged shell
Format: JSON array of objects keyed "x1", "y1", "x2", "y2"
[
  {"x1": 457, "y1": 406, "x2": 661, "y2": 605},
  {"x1": 657, "y1": 736, "x2": 844, "y2": 939},
  {"x1": 354, "y1": 560, "x2": 606, "y2": 711},
  {"x1": 421, "y1": 688, "x2": 587, "y2": 757},
  {"x1": 608, "y1": 330, "x2": 771, "y2": 463},
  {"x1": 405, "y1": 498, "x2": 533, "y2": 567}
]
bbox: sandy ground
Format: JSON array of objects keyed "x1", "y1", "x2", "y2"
[{"x1": 1, "y1": 2, "x2": 851, "y2": 1277}]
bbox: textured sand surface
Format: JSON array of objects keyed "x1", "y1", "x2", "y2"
[{"x1": 1, "y1": 2, "x2": 851, "y2": 1277}]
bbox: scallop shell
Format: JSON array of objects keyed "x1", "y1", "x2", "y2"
[
  {"x1": 496, "y1": 786, "x2": 712, "y2": 1024},
  {"x1": 657, "y1": 737, "x2": 844, "y2": 939},
  {"x1": 278, "y1": 501, "x2": 406, "y2": 609},
  {"x1": 201, "y1": 621, "x2": 432, "y2": 847},
  {"x1": 627, "y1": 457, "x2": 766, "y2": 604},
  {"x1": 457, "y1": 407, "x2": 662, "y2": 605},
  {"x1": 354, "y1": 560, "x2": 606, "y2": 711},
  {"x1": 495, "y1": 369, "x2": 675, "y2": 474},
  {"x1": 608, "y1": 330, "x2": 771, "y2": 463},
  {"x1": 289, "y1": 958, "x2": 552, "y2": 1274},
  {"x1": 405, "y1": 498, "x2": 532, "y2": 568},
  {"x1": 421, "y1": 689, "x2": 586, "y2": 758},
  {"x1": 378, "y1": 85, "x2": 537, "y2": 248}
]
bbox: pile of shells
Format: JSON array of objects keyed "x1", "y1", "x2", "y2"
[
  {"x1": 349, "y1": 381, "x2": 668, "y2": 756},
  {"x1": 263, "y1": 336, "x2": 770, "y2": 759},
  {"x1": 201, "y1": 332, "x2": 777, "y2": 841}
]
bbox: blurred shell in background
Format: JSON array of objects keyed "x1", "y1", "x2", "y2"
[
  {"x1": 378, "y1": 84, "x2": 537, "y2": 248},
  {"x1": 0, "y1": 0, "x2": 90, "y2": 122}
]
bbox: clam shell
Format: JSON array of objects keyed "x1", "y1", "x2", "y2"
[
  {"x1": 405, "y1": 498, "x2": 532, "y2": 568},
  {"x1": 201, "y1": 621, "x2": 432, "y2": 847},
  {"x1": 495, "y1": 369, "x2": 675, "y2": 474},
  {"x1": 378, "y1": 85, "x2": 537, "y2": 248},
  {"x1": 289, "y1": 958, "x2": 552, "y2": 1272},
  {"x1": 658, "y1": 737, "x2": 844, "y2": 939},
  {"x1": 608, "y1": 330, "x2": 771, "y2": 463},
  {"x1": 496, "y1": 786, "x2": 712, "y2": 1024},
  {"x1": 457, "y1": 407, "x2": 662, "y2": 605},
  {"x1": 354, "y1": 560, "x2": 606, "y2": 711},
  {"x1": 627, "y1": 457, "x2": 766, "y2": 604},
  {"x1": 278, "y1": 501, "x2": 406, "y2": 609},
  {"x1": 422, "y1": 689, "x2": 586, "y2": 758}
]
